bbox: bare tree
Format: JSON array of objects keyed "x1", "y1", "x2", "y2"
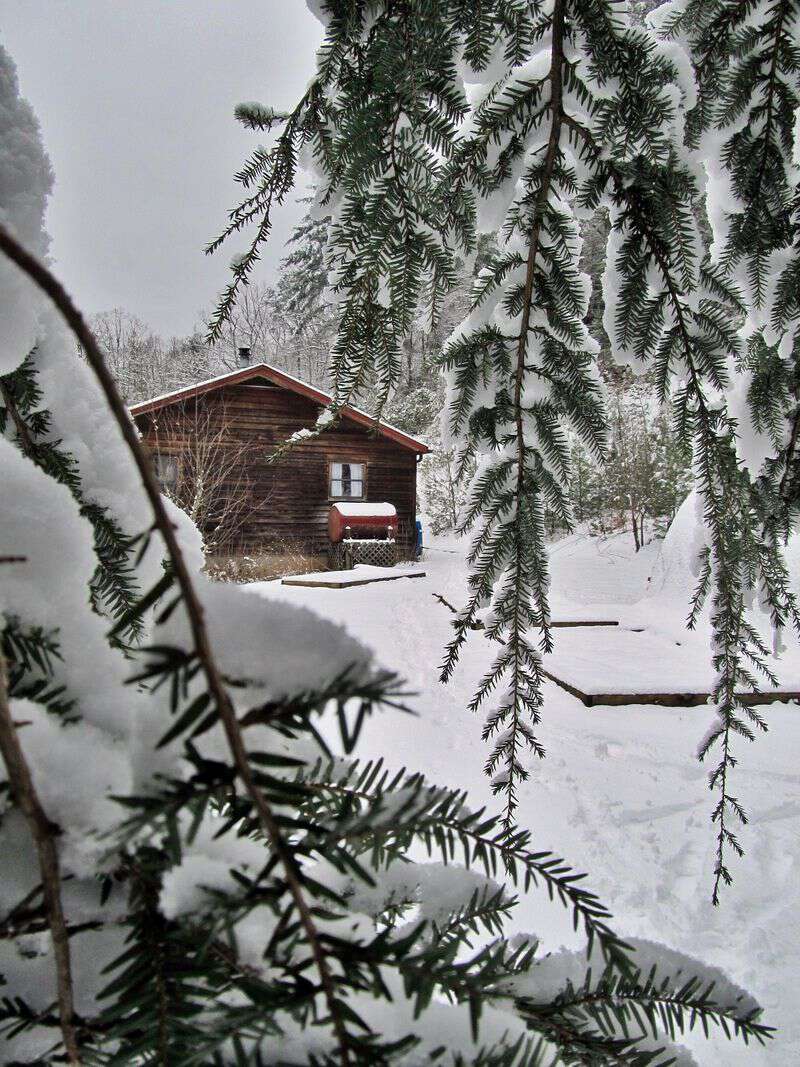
[
  {"x1": 147, "y1": 399, "x2": 269, "y2": 552},
  {"x1": 89, "y1": 309, "x2": 223, "y2": 403},
  {"x1": 204, "y1": 280, "x2": 333, "y2": 386}
]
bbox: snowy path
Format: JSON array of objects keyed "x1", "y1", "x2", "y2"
[{"x1": 249, "y1": 533, "x2": 800, "y2": 1065}]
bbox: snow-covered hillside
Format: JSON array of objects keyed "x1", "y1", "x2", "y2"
[{"x1": 250, "y1": 530, "x2": 800, "y2": 1066}]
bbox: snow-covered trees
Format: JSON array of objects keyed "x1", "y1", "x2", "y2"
[
  {"x1": 211, "y1": 0, "x2": 800, "y2": 896},
  {"x1": 0, "y1": 33, "x2": 772, "y2": 1066},
  {"x1": 89, "y1": 310, "x2": 217, "y2": 405},
  {"x1": 569, "y1": 382, "x2": 693, "y2": 548}
]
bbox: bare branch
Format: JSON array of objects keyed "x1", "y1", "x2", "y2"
[{"x1": 148, "y1": 397, "x2": 268, "y2": 552}]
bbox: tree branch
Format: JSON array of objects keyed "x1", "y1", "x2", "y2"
[
  {"x1": 0, "y1": 221, "x2": 352, "y2": 1066},
  {"x1": 503, "y1": 0, "x2": 566, "y2": 828},
  {"x1": 0, "y1": 377, "x2": 38, "y2": 456},
  {"x1": 0, "y1": 646, "x2": 80, "y2": 1063}
]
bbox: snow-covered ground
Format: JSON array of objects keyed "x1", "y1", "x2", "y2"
[{"x1": 249, "y1": 525, "x2": 800, "y2": 1065}]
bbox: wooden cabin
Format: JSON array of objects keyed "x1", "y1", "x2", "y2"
[{"x1": 130, "y1": 362, "x2": 429, "y2": 557}]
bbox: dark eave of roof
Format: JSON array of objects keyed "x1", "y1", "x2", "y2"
[{"x1": 129, "y1": 362, "x2": 429, "y2": 454}]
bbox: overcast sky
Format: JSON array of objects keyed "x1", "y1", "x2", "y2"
[{"x1": 0, "y1": 1, "x2": 323, "y2": 337}]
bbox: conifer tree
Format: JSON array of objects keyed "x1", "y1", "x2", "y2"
[
  {"x1": 278, "y1": 198, "x2": 332, "y2": 336},
  {"x1": 0, "y1": 32, "x2": 775, "y2": 1066},
  {"x1": 211, "y1": 0, "x2": 800, "y2": 893},
  {"x1": 2, "y1": 329, "x2": 770, "y2": 1065}
]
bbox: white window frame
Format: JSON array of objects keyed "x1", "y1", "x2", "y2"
[{"x1": 329, "y1": 460, "x2": 366, "y2": 500}]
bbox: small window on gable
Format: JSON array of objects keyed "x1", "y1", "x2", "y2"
[
  {"x1": 330, "y1": 461, "x2": 365, "y2": 499},
  {"x1": 153, "y1": 453, "x2": 179, "y2": 495}
]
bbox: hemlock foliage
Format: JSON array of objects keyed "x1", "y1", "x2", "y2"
[
  {"x1": 1, "y1": 3, "x2": 798, "y2": 1066},
  {"x1": 1, "y1": 359, "x2": 772, "y2": 1065},
  {"x1": 212, "y1": 0, "x2": 800, "y2": 890}
]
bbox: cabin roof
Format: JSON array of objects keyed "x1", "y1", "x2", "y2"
[{"x1": 129, "y1": 362, "x2": 430, "y2": 454}]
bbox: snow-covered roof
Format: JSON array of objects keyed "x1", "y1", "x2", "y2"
[
  {"x1": 331, "y1": 502, "x2": 397, "y2": 517},
  {"x1": 129, "y1": 362, "x2": 429, "y2": 454}
]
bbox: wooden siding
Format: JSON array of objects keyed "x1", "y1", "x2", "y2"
[{"x1": 134, "y1": 382, "x2": 420, "y2": 553}]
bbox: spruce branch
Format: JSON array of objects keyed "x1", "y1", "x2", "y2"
[
  {"x1": 0, "y1": 882, "x2": 44, "y2": 937},
  {"x1": 0, "y1": 645, "x2": 80, "y2": 1063},
  {"x1": 594, "y1": 157, "x2": 797, "y2": 900},
  {"x1": 295, "y1": 762, "x2": 633, "y2": 974},
  {"x1": 205, "y1": 80, "x2": 325, "y2": 343},
  {"x1": 777, "y1": 396, "x2": 800, "y2": 507},
  {"x1": 0, "y1": 221, "x2": 354, "y2": 1066}
]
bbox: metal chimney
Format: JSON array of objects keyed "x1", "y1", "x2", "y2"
[{"x1": 238, "y1": 345, "x2": 251, "y2": 368}]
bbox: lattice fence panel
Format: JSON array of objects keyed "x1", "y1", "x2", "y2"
[{"x1": 328, "y1": 540, "x2": 397, "y2": 570}]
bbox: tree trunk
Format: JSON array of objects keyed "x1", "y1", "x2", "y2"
[
  {"x1": 404, "y1": 334, "x2": 414, "y2": 384},
  {"x1": 631, "y1": 500, "x2": 640, "y2": 552},
  {"x1": 446, "y1": 454, "x2": 459, "y2": 529}
]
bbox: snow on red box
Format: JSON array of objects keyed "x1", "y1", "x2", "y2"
[{"x1": 327, "y1": 502, "x2": 397, "y2": 543}]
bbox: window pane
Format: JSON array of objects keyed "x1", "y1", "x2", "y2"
[
  {"x1": 330, "y1": 462, "x2": 364, "y2": 498},
  {"x1": 154, "y1": 453, "x2": 177, "y2": 490}
]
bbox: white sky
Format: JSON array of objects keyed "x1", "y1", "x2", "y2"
[{"x1": 0, "y1": 1, "x2": 323, "y2": 337}]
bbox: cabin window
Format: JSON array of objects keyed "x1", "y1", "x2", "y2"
[
  {"x1": 330, "y1": 461, "x2": 365, "y2": 499},
  {"x1": 153, "y1": 453, "x2": 179, "y2": 495}
]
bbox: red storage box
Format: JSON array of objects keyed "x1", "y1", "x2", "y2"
[{"x1": 328, "y1": 502, "x2": 397, "y2": 543}]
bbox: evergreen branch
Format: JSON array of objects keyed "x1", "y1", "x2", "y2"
[
  {"x1": 516, "y1": 963, "x2": 773, "y2": 1061},
  {"x1": 300, "y1": 768, "x2": 632, "y2": 973},
  {"x1": 1, "y1": 354, "x2": 142, "y2": 637},
  {"x1": 205, "y1": 80, "x2": 323, "y2": 343},
  {"x1": 0, "y1": 882, "x2": 44, "y2": 938},
  {"x1": 777, "y1": 400, "x2": 800, "y2": 506},
  {"x1": 558, "y1": 24, "x2": 795, "y2": 900},
  {"x1": 0, "y1": 377, "x2": 37, "y2": 454},
  {"x1": 492, "y1": 0, "x2": 566, "y2": 829},
  {"x1": 748, "y1": 2, "x2": 790, "y2": 265},
  {"x1": 0, "y1": 646, "x2": 80, "y2": 1063},
  {"x1": 603, "y1": 180, "x2": 773, "y2": 901},
  {"x1": 0, "y1": 222, "x2": 354, "y2": 1067}
]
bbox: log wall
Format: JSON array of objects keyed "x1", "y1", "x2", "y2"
[{"x1": 134, "y1": 382, "x2": 420, "y2": 553}]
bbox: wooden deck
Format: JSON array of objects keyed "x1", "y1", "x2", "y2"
[
  {"x1": 542, "y1": 669, "x2": 800, "y2": 708},
  {"x1": 542, "y1": 628, "x2": 800, "y2": 708},
  {"x1": 282, "y1": 565, "x2": 426, "y2": 589}
]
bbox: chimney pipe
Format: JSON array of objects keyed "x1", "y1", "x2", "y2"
[{"x1": 238, "y1": 345, "x2": 251, "y2": 368}]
